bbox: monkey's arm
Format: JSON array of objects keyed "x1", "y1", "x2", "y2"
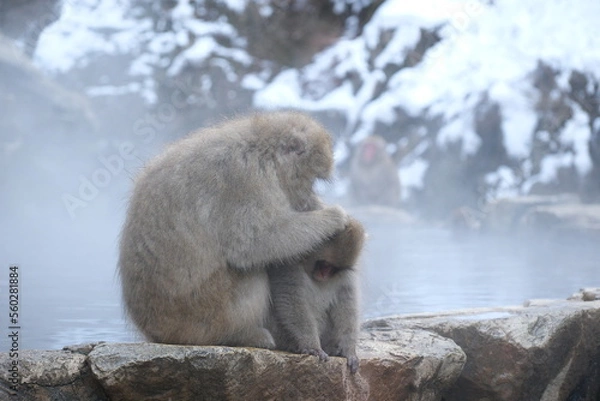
[
  {"x1": 224, "y1": 205, "x2": 348, "y2": 269},
  {"x1": 322, "y1": 276, "x2": 360, "y2": 373}
]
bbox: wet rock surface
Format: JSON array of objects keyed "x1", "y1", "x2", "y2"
[{"x1": 365, "y1": 295, "x2": 600, "y2": 401}]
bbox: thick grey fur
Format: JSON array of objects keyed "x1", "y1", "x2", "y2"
[{"x1": 118, "y1": 111, "x2": 348, "y2": 347}]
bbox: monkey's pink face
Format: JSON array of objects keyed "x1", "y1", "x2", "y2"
[
  {"x1": 361, "y1": 142, "x2": 379, "y2": 163},
  {"x1": 358, "y1": 137, "x2": 386, "y2": 166}
]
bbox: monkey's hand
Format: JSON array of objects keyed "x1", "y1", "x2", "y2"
[
  {"x1": 300, "y1": 347, "x2": 329, "y2": 363},
  {"x1": 317, "y1": 205, "x2": 350, "y2": 233},
  {"x1": 333, "y1": 216, "x2": 366, "y2": 251}
]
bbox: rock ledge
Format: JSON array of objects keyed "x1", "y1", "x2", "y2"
[{"x1": 1, "y1": 293, "x2": 599, "y2": 400}]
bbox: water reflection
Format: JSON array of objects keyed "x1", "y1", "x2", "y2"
[{"x1": 361, "y1": 224, "x2": 599, "y2": 318}]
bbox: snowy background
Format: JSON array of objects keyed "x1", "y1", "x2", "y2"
[
  {"x1": 30, "y1": 0, "x2": 600, "y2": 216},
  {"x1": 1, "y1": 0, "x2": 599, "y2": 350}
]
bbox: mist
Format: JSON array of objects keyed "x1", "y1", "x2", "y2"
[{"x1": 1, "y1": 0, "x2": 599, "y2": 351}]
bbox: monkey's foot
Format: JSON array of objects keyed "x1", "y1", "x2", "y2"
[
  {"x1": 251, "y1": 327, "x2": 276, "y2": 349},
  {"x1": 228, "y1": 327, "x2": 276, "y2": 349},
  {"x1": 300, "y1": 347, "x2": 329, "y2": 362},
  {"x1": 325, "y1": 346, "x2": 360, "y2": 373},
  {"x1": 346, "y1": 355, "x2": 359, "y2": 374}
]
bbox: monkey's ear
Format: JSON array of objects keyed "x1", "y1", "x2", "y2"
[{"x1": 281, "y1": 136, "x2": 306, "y2": 156}]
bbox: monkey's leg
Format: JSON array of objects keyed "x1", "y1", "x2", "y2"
[
  {"x1": 270, "y1": 267, "x2": 329, "y2": 362},
  {"x1": 322, "y1": 281, "x2": 360, "y2": 373},
  {"x1": 282, "y1": 305, "x2": 329, "y2": 362}
]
